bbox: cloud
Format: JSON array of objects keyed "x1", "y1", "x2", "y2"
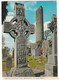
[
  {"x1": 29, "y1": 40, "x2": 35, "y2": 43},
  {"x1": 27, "y1": 40, "x2": 35, "y2": 47},
  {"x1": 7, "y1": 12, "x2": 14, "y2": 16},
  {"x1": 34, "y1": 8, "x2": 37, "y2": 11},
  {"x1": 33, "y1": 21, "x2": 51, "y2": 32},
  {"x1": 7, "y1": 1, "x2": 37, "y2": 11},
  {"x1": 24, "y1": 1, "x2": 37, "y2": 11},
  {"x1": 5, "y1": 16, "x2": 13, "y2": 22},
  {"x1": 4, "y1": 41, "x2": 14, "y2": 49},
  {"x1": 24, "y1": 1, "x2": 37, "y2": 7},
  {"x1": 44, "y1": 21, "x2": 51, "y2": 31},
  {"x1": 28, "y1": 40, "x2": 35, "y2": 43},
  {"x1": 2, "y1": 33, "x2": 8, "y2": 38},
  {"x1": 33, "y1": 22, "x2": 36, "y2": 34},
  {"x1": 5, "y1": 41, "x2": 14, "y2": 44},
  {"x1": 26, "y1": 7, "x2": 37, "y2": 11},
  {"x1": 5, "y1": 43, "x2": 14, "y2": 50},
  {"x1": 34, "y1": 22, "x2": 36, "y2": 27},
  {"x1": 28, "y1": 7, "x2": 32, "y2": 11}
]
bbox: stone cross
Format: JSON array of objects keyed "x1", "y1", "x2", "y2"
[
  {"x1": 4, "y1": 3, "x2": 34, "y2": 68},
  {"x1": 45, "y1": 15, "x2": 57, "y2": 76}
]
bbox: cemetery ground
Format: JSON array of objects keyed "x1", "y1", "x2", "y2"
[{"x1": 2, "y1": 55, "x2": 48, "y2": 77}]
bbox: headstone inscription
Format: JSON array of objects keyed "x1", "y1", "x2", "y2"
[
  {"x1": 4, "y1": 3, "x2": 35, "y2": 77},
  {"x1": 45, "y1": 15, "x2": 57, "y2": 76}
]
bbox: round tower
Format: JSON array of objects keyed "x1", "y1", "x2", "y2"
[{"x1": 36, "y1": 6, "x2": 44, "y2": 42}]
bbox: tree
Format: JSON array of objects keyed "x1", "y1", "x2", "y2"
[{"x1": 44, "y1": 30, "x2": 52, "y2": 40}]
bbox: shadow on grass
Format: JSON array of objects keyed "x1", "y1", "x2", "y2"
[{"x1": 34, "y1": 71, "x2": 44, "y2": 77}]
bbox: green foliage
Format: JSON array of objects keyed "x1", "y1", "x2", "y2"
[
  {"x1": 7, "y1": 53, "x2": 12, "y2": 57},
  {"x1": 2, "y1": 55, "x2": 48, "y2": 71}
]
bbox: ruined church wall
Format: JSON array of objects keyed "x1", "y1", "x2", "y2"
[{"x1": 42, "y1": 40, "x2": 52, "y2": 58}]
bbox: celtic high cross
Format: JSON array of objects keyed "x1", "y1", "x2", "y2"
[{"x1": 4, "y1": 3, "x2": 34, "y2": 68}]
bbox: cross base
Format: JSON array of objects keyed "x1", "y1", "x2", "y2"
[
  {"x1": 10, "y1": 67, "x2": 35, "y2": 77},
  {"x1": 17, "y1": 63, "x2": 27, "y2": 68},
  {"x1": 45, "y1": 64, "x2": 57, "y2": 76},
  {"x1": 45, "y1": 54, "x2": 57, "y2": 77}
]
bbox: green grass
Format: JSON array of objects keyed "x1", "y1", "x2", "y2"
[
  {"x1": 2, "y1": 55, "x2": 48, "y2": 71},
  {"x1": 27, "y1": 55, "x2": 48, "y2": 70}
]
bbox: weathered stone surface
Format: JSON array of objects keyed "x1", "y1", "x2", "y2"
[
  {"x1": 45, "y1": 64, "x2": 57, "y2": 76},
  {"x1": 45, "y1": 15, "x2": 57, "y2": 76},
  {"x1": 42, "y1": 40, "x2": 52, "y2": 58},
  {"x1": 30, "y1": 6, "x2": 44, "y2": 58},
  {"x1": 30, "y1": 43, "x2": 37, "y2": 56},
  {"x1": 14, "y1": 3, "x2": 25, "y2": 17},
  {"x1": 4, "y1": 2, "x2": 34, "y2": 68},
  {"x1": 35, "y1": 46, "x2": 40, "y2": 58},
  {"x1": 4, "y1": 2, "x2": 35, "y2": 77},
  {"x1": 36, "y1": 6, "x2": 44, "y2": 42},
  {"x1": 10, "y1": 67, "x2": 35, "y2": 77},
  {"x1": 6, "y1": 57, "x2": 12, "y2": 68},
  {"x1": 30, "y1": 43, "x2": 40, "y2": 58}
]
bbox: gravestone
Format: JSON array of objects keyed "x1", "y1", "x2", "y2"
[
  {"x1": 30, "y1": 43, "x2": 37, "y2": 56},
  {"x1": 6, "y1": 57, "x2": 12, "y2": 68},
  {"x1": 45, "y1": 15, "x2": 57, "y2": 76},
  {"x1": 35, "y1": 46, "x2": 40, "y2": 59},
  {"x1": 31, "y1": 41, "x2": 42, "y2": 58},
  {"x1": 4, "y1": 3, "x2": 35, "y2": 77},
  {"x1": 2, "y1": 47, "x2": 10, "y2": 58}
]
